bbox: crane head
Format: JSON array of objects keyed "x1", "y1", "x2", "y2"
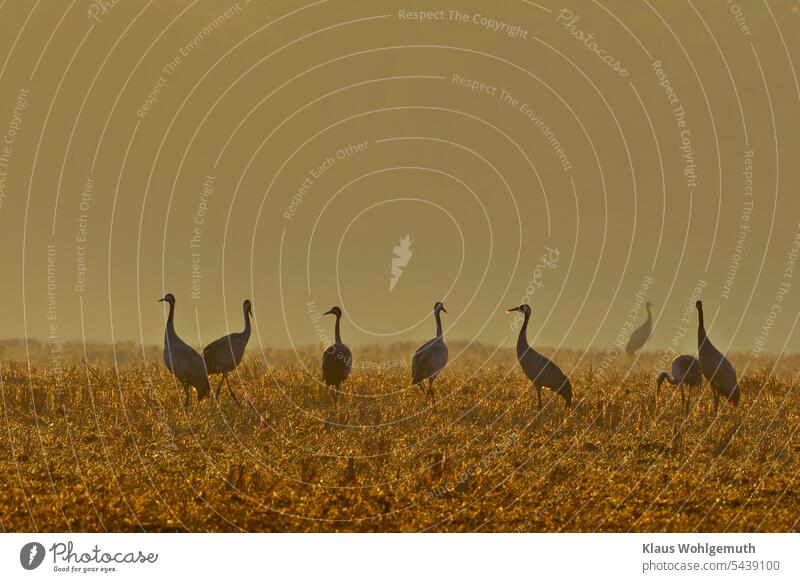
[
  {"x1": 507, "y1": 304, "x2": 531, "y2": 316},
  {"x1": 695, "y1": 300, "x2": 703, "y2": 311},
  {"x1": 434, "y1": 301, "x2": 447, "y2": 314},
  {"x1": 243, "y1": 299, "x2": 253, "y2": 316},
  {"x1": 158, "y1": 293, "x2": 175, "y2": 305},
  {"x1": 324, "y1": 306, "x2": 342, "y2": 317}
]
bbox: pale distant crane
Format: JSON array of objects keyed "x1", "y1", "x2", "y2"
[
  {"x1": 626, "y1": 302, "x2": 653, "y2": 355},
  {"x1": 508, "y1": 304, "x2": 572, "y2": 409},
  {"x1": 202, "y1": 299, "x2": 252, "y2": 408},
  {"x1": 411, "y1": 301, "x2": 449, "y2": 403},
  {"x1": 695, "y1": 300, "x2": 740, "y2": 413},
  {"x1": 159, "y1": 293, "x2": 210, "y2": 407}
]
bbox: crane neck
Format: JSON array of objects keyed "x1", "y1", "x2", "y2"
[
  {"x1": 242, "y1": 306, "x2": 251, "y2": 340},
  {"x1": 434, "y1": 308, "x2": 443, "y2": 339},
  {"x1": 334, "y1": 313, "x2": 342, "y2": 344},
  {"x1": 517, "y1": 310, "x2": 531, "y2": 353},
  {"x1": 165, "y1": 301, "x2": 176, "y2": 340},
  {"x1": 697, "y1": 305, "x2": 707, "y2": 343},
  {"x1": 658, "y1": 371, "x2": 678, "y2": 386}
]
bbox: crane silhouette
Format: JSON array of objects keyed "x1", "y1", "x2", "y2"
[
  {"x1": 202, "y1": 299, "x2": 252, "y2": 408},
  {"x1": 626, "y1": 302, "x2": 653, "y2": 355},
  {"x1": 411, "y1": 301, "x2": 449, "y2": 403},
  {"x1": 321, "y1": 306, "x2": 352, "y2": 402},
  {"x1": 696, "y1": 300, "x2": 740, "y2": 413},
  {"x1": 159, "y1": 293, "x2": 210, "y2": 407},
  {"x1": 508, "y1": 304, "x2": 572, "y2": 409},
  {"x1": 657, "y1": 354, "x2": 702, "y2": 415}
]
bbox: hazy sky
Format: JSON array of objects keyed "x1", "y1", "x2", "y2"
[{"x1": 0, "y1": 0, "x2": 798, "y2": 358}]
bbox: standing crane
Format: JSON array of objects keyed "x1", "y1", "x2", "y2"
[
  {"x1": 508, "y1": 304, "x2": 572, "y2": 409},
  {"x1": 202, "y1": 299, "x2": 252, "y2": 408},
  {"x1": 695, "y1": 300, "x2": 740, "y2": 413},
  {"x1": 321, "y1": 306, "x2": 352, "y2": 402},
  {"x1": 411, "y1": 301, "x2": 449, "y2": 403},
  {"x1": 626, "y1": 302, "x2": 653, "y2": 355},
  {"x1": 657, "y1": 354, "x2": 702, "y2": 415},
  {"x1": 159, "y1": 293, "x2": 210, "y2": 407},
  {"x1": 694, "y1": 301, "x2": 740, "y2": 414}
]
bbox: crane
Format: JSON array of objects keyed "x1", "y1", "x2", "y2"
[
  {"x1": 626, "y1": 302, "x2": 653, "y2": 355},
  {"x1": 508, "y1": 304, "x2": 572, "y2": 409},
  {"x1": 321, "y1": 306, "x2": 352, "y2": 402},
  {"x1": 202, "y1": 299, "x2": 252, "y2": 408},
  {"x1": 159, "y1": 293, "x2": 210, "y2": 407},
  {"x1": 695, "y1": 300, "x2": 740, "y2": 413},
  {"x1": 657, "y1": 354, "x2": 702, "y2": 414},
  {"x1": 411, "y1": 301, "x2": 449, "y2": 403}
]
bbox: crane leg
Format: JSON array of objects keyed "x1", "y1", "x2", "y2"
[
  {"x1": 427, "y1": 379, "x2": 436, "y2": 404},
  {"x1": 215, "y1": 375, "x2": 225, "y2": 399},
  {"x1": 680, "y1": 385, "x2": 686, "y2": 415},
  {"x1": 685, "y1": 387, "x2": 693, "y2": 416},
  {"x1": 182, "y1": 382, "x2": 190, "y2": 408},
  {"x1": 225, "y1": 375, "x2": 243, "y2": 408},
  {"x1": 535, "y1": 384, "x2": 542, "y2": 410}
]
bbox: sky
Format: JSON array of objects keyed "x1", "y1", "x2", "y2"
[{"x1": 0, "y1": 0, "x2": 798, "y2": 359}]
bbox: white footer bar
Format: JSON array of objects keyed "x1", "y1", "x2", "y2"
[{"x1": 1, "y1": 533, "x2": 796, "y2": 581}]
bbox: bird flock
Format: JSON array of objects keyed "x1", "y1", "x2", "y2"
[{"x1": 159, "y1": 294, "x2": 740, "y2": 415}]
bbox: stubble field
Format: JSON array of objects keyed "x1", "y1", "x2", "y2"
[{"x1": 1, "y1": 342, "x2": 798, "y2": 532}]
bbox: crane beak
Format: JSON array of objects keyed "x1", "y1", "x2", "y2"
[
  {"x1": 158, "y1": 297, "x2": 165, "y2": 302},
  {"x1": 323, "y1": 309, "x2": 333, "y2": 316},
  {"x1": 507, "y1": 306, "x2": 521, "y2": 313},
  {"x1": 441, "y1": 307, "x2": 447, "y2": 314}
]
